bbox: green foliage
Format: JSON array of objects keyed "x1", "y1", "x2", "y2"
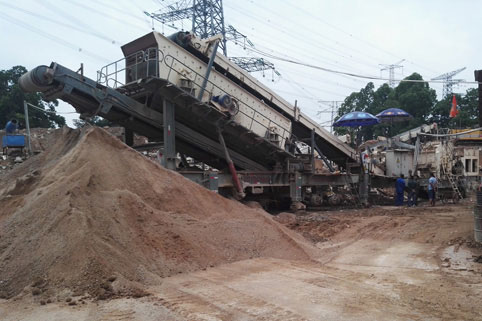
[
  {"x1": 332, "y1": 73, "x2": 478, "y2": 144},
  {"x1": 73, "y1": 116, "x2": 112, "y2": 128},
  {"x1": 0, "y1": 66, "x2": 65, "y2": 129},
  {"x1": 334, "y1": 82, "x2": 395, "y2": 143},
  {"x1": 457, "y1": 88, "x2": 479, "y2": 128},
  {"x1": 391, "y1": 73, "x2": 437, "y2": 132}
]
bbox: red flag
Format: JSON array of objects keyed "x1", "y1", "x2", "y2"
[{"x1": 449, "y1": 95, "x2": 458, "y2": 118}]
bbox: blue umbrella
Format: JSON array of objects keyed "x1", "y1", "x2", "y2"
[
  {"x1": 376, "y1": 108, "x2": 413, "y2": 123},
  {"x1": 333, "y1": 111, "x2": 380, "y2": 127}
]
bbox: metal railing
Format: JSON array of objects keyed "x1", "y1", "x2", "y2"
[
  {"x1": 97, "y1": 48, "x2": 162, "y2": 89},
  {"x1": 97, "y1": 47, "x2": 292, "y2": 147}
]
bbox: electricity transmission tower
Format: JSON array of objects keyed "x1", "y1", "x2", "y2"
[
  {"x1": 146, "y1": 0, "x2": 276, "y2": 74},
  {"x1": 317, "y1": 101, "x2": 343, "y2": 133},
  {"x1": 431, "y1": 67, "x2": 466, "y2": 98},
  {"x1": 379, "y1": 59, "x2": 405, "y2": 87},
  {"x1": 228, "y1": 57, "x2": 280, "y2": 76},
  {"x1": 148, "y1": 0, "x2": 228, "y2": 54}
]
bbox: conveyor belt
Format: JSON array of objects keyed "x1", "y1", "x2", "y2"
[{"x1": 19, "y1": 63, "x2": 288, "y2": 170}]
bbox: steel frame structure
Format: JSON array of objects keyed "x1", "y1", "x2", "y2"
[{"x1": 148, "y1": 0, "x2": 276, "y2": 73}]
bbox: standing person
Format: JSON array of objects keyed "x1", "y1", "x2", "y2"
[
  {"x1": 5, "y1": 119, "x2": 18, "y2": 134},
  {"x1": 395, "y1": 174, "x2": 406, "y2": 206},
  {"x1": 407, "y1": 173, "x2": 418, "y2": 207},
  {"x1": 428, "y1": 173, "x2": 438, "y2": 206}
]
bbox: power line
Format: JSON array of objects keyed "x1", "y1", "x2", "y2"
[
  {"x1": 247, "y1": 46, "x2": 480, "y2": 85},
  {"x1": 281, "y1": 0, "x2": 438, "y2": 76},
  {"x1": 246, "y1": 1, "x2": 385, "y2": 70},
  {"x1": 317, "y1": 101, "x2": 343, "y2": 133},
  {"x1": 380, "y1": 59, "x2": 405, "y2": 87},
  {"x1": 224, "y1": 1, "x2": 382, "y2": 72},
  {"x1": 40, "y1": 0, "x2": 114, "y2": 43},
  {"x1": 0, "y1": 11, "x2": 109, "y2": 63},
  {"x1": 239, "y1": 37, "x2": 372, "y2": 82},
  {"x1": 0, "y1": 2, "x2": 120, "y2": 45},
  {"x1": 60, "y1": 0, "x2": 148, "y2": 33},
  {"x1": 26, "y1": 102, "x2": 78, "y2": 115},
  {"x1": 431, "y1": 67, "x2": 467, "y2": 98}
]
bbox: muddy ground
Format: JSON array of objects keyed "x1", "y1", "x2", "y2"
[{"x1": 1, "y1": 201, "x2": 481, "y2": 320}]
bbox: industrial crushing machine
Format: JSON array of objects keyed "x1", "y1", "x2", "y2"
[{"x1": 19, "y1": 31, "x2": 364, "y2": 209}]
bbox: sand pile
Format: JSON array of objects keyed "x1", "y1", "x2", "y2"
[{"x1": 0, "y1": 127, "x2": 312, "y2": 300}]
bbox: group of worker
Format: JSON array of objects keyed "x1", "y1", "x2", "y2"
[{"x1": 395, "y1": 172, "x2": 438, "y2": 207}]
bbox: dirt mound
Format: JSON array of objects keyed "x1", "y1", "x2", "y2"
[{"x1": 0, "y1": 127, "x2": 313, "y2": 300}]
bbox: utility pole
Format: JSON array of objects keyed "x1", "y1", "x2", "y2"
[
  {"x1": 475, "y1": 70, "x2": 482, "y2": 128},
  {"x1": 318, "y1": 101, "x2": 343, "y2": 133},
  {"x1": 379, "y1": 59, "x2": 405, "y2": 87},
  {"x1": 23, "y1": 101, "x2": 32, "y2": 155},
  {"x1": 432, "y1": 67, "x2": 466, "y2": 98}
]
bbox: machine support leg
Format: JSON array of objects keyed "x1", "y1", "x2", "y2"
[
  {"x1": 290, "y1": 171, "x2": 305, "y2": 210},
  {"x1": 162, "y1": 99, "x2": 176, "y2": 170},
  {"x1": 359, "y1": 153, "x2": 369, "y2": 207},
  {"x1": 218, "y1": 130, "x2": 245, "y2": 198},
  {"x1": 310, "y1": 128, "x2": 315, "y2": 173},
  {"x1": 124, "y1": 128, "x2": 134, "y2": 146}
]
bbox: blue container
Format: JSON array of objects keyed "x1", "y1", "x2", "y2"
[{"x1": 2, "y1": 135, "x2": 25, "y2": 148}]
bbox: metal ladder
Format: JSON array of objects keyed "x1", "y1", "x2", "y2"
[{"x1": 441, "y1": 142, "x2": 463, "y2": 200}]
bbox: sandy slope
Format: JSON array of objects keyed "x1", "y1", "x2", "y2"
[{"x1": 0, "y1": 127, "x2": 313, "y2": 300}]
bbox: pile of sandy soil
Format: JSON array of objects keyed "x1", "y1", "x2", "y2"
[
  {"x1": 0, "y1": 127, "x2": 313, "y2": 300},
  {"x1": 0, "y1": 126, "x2": 147, "y2": 156}
]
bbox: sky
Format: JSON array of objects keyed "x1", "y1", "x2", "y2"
[{"x1": 0, "y1": 0, "x2": 480, "y2": 129}]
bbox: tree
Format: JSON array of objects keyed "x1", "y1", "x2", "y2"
[
  {"x1": 73, "y1": 116, "x2": 112, "y2": 128},
  {"x1": 430, "y1": 95, "x2": 453, "y2": 129},
  {"x1": 366, "y1": 83, "x2": 397, "y2": 138},
  {"x1": 334, "y1": 82, "x2": 375, "y2": 140},
  {"x1": 0, "y1": 66, "x2": 65, "y2": 129},
  {"x1": 390, "y1": 73, "x2": 437, "y2": 133},
  {"x1": 333, "y1": 82, "x2": 395, "y2": 143},
  {"x1": 333, "y1": 73, "x2": 438, "y2": 143},
  {"x1": 429, "y1": 89, "x2": 478, "y2": 129},
  {"x1": 457, "y1": 88, "x2": 479, "y2": 128}
]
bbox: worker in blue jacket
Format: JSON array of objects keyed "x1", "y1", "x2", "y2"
[
  {"x1": 5, "y1": 119, "x2": 18, "y2": 134},
  {"x1": 395, "y1": 174, "x2": 406, "y2": 206}
]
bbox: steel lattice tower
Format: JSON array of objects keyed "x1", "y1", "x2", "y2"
[
  {"x1": 191, "y1": 0, "x2": 227, "y2": 55},
  {"x1": 431, "y1": 67, "x2": 466, "y2": 98},
  {"x1": 379, "y1": 59, "x2": 405, "y2": 87},
  {"x1": 148, "y1": 0, "x2": 228, "y2": 55},
  {"x1": 147, "y1": 0, "x2": 277, "y2": 73}
]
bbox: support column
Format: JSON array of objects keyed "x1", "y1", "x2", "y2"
[
  {"x1": 290, "y1": 171, "x2": 305, "y2": 210},
  {"x1": 124, "y1": 128, "x2": 134, "y2": 147},
  {"x1": 162, "y1": 99, "x2": 176, "y2": 170},
  {"x1": 310, "y1": 128, "x2": 315, "y2": 173},
  {"x1": 359, "y1": 152, "x2": 369, "y2": 207}
]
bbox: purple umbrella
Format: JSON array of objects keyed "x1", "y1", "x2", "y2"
[
  {"x1": 333, "y1": 111, "x2": 380, "y2": 128},
  {"x1": 376, "y1": 108, "x2": 413, "y2": 123},
  {"x1": 376, "y1": 108, "x2": 413, "y2": 136}
]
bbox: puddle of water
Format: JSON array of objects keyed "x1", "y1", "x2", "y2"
[{"x1": 441, "y1": 245, "x2": 481, "y2": 272}]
